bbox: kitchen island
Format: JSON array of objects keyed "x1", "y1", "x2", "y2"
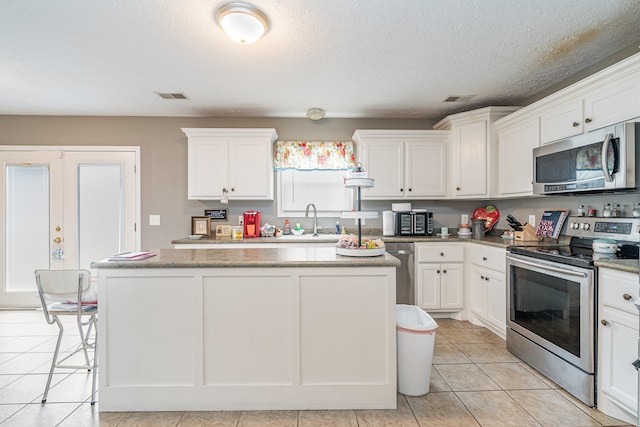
[{"x1": 91, "y1": 247, "x2": 400, "y2": 412}]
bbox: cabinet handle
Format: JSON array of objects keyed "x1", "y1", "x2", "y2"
[
  {"x1": 456, "y1": 187, "x2": 460, "y2": 191},
  {"x1": 480, "y1": 275, "x2": 485, "y2": 280},
  {"x1": 485, "y1": 276, "x2": 489, "y2": 281},
  {"x1": 572, "y1": 121, "x2": 579, "y2": 127},
  {"x1": 482, "y1": 257, "x2": 487, "y2": 261},
  {"x1": 440, "y1": 252, "x2": 444, "y2": 256},
  {"x1": 443, "y1": 270, "x2": 447, "y2": 274},
  {"x1": 623, "y1": 293, "x2": 632, "y2": 301},
  {"x1": 408, "y1": 188, "x2": 412, "y2": 192},
  {"x1": 400, "y1": 188, "x2": 403, "y2": 192},
  {"x1": 437, "y1": 270, "x2": 441, "y2": 274},
  {"x1": 230, "y1": 187, "x2": 235, "y2": 192},
  {"x1": 585, "y1": 118, "x2": 592, "y2": 123},
  {"x1": 601, "y1": 319, "x2": 609, "y2": 326}
]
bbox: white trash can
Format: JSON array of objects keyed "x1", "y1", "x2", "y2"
[{"x1": 396, "y1": 304, "x2": 438, "y2": 396}]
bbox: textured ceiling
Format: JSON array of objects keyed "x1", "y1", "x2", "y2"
[{"x1": 1, "y1": 0, "x2": 639, "y2": 119}]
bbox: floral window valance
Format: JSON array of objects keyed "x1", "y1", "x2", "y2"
[{"x1": 274, "y1": 141, "x2": 356, "y2": 170}]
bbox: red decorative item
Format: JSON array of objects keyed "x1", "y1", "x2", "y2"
[{"x1": 471, "y1": 205, "x2": 500, "y2": 232}]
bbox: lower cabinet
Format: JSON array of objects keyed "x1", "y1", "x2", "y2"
[
  {"x1": 466, "y1": 244, "x2": 507, "y2": 338},
  {"x1": 415, "y1": 243, "x2": 464, "y2": 312},
  {"x1": 598, "y1": 268, "x2": 638, "y2": 425}
]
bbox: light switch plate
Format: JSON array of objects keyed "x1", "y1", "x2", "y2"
[{"x1": 149, "y1": 215, "x2": 160, "y2": 226}]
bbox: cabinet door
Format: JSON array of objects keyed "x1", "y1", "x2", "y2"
[
  {"x1": 228, "y1": 139, "x2": 274, "y2": 200},
  {"x1": 452, "y1": 120, "x2": 488, "y2": 197},
  {"x1": 440, "y1": 263, "x2": 463, "y2": 310},
  {"x1": 599, "y1": 306, "x2": 638, "y2": 414},
  {"x1": 416, "y1": 264, "x2": 440, "y2": 310},
  {"x1": 485, "y1": 270, "x2": 506, "y2": 332},
  {"x1": 584, "y1": 72, "x2": 640, "y2": 132},
  {"x1": 360, "y1": 141, "x2": 404, "y2": 199},
  {"x1": 498, "y1": 117, "x2": 540, "y2": 197},
  {"x1": 468, "y1": 266, "x2": 487, "y2": 318},
  {"x1": 188, "y1": 140, "x2": 228, "y2": 199},
  {"x1": 540, "y1": 98, "x2": 583, "y2": 144},
  {"x1": 406, "y1": 140, "x2": 447, "y2": 198}
]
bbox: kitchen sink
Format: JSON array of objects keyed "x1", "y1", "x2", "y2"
[{"x1": 277, "y1": 234, "x2": 340, "y2": 241}]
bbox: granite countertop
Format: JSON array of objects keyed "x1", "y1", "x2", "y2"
[
  {"x1": 90, "y1": 247, "x2": 401, "y2": 269},
  {"x1": 594, "y1": 259, "x2": 640, "y2": 274}
]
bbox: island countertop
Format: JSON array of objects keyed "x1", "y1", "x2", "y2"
[{"x1": 90, "y1": 247, "x2": 401, "y2": 269}]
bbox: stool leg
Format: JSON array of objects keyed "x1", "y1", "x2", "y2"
[
  {"x1": 42, "y1": 317, "x2": 64, "y2": 404},
  {"x1": 90, "y1": 317, "x2": 98, "y2": 405}
]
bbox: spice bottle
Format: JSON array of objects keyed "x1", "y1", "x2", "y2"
[
  {"x1": 633, "y1": 203, "x2": 640, "y2": 218},
  {"x1": 577, "y1": 205, "x2": 585, "y2": 217},
  {"x1": 283, "y1": 219, "x2": 291, "y2": 235},
  {"x1": 603, "y1": 203, "x2": 612, "y2": 217}
]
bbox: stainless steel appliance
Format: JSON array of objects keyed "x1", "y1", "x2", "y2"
[
  {"x1": 506, "y1": 216, "x2": 640, "y2": 407},
  {"x1": 395, "y1": 211, "x2": 433, "y2": 236},
  {"x1": 533, "y1": 122, "x2": 640, "y2": 195},
  {"x1": 385, "y1": 242, "x2": 414, "y2": 305}
]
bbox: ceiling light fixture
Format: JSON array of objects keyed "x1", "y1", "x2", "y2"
[
  {"x1": 216, "y1": 2, "x2": 270, "y2": 44},
  {"x1": 306, "y1": 108, "x2": 325, "y2": 121}
]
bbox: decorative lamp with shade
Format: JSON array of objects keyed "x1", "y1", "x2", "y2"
[{"x1": 216, "y1": 2, "x2": 270, "y2": 44}]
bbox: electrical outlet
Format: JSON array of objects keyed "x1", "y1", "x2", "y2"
[
  {"x1": 238, "y1": 215, "x2": 244, "y2": 225},
  {"x1": 149, "y1": 215, "x2": 161, "y2": 226}
]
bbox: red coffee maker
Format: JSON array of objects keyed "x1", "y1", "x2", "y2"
[{"x1": 243, "y1": 211, "x2": 261, "y2": 238}]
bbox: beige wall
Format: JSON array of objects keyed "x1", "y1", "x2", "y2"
[{"x1": 0, "y1": 115, "x2": 436, "y2": 249}]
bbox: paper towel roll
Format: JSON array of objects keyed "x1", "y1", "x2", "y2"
[{"x1": 383, "y1": 211, "x2": 395, "y2": 236}]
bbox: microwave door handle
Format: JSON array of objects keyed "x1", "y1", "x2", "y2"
[
  {"x1": 506, "y1": 255, "x2": 588, "y2": 278},
  {"x1": 601, "y1": 133, "x2": 614, "y2": 182}
]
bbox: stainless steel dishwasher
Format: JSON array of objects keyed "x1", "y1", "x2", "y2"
[{"x1": 385, "y1": 242, "x2": 414, "y2": 305}]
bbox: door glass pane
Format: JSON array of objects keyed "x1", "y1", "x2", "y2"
[
  {"x1": 6, "y1": 165, "x2": 50, "y2": 292},
  {"x1": 77, "y1": 164, "x2": 123, "y2": 271}
]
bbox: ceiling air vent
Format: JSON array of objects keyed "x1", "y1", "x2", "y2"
[
  {"x1": 156, "y1": 92, "x2": 189, "y2": 100},
  {"x1": 443, "y1": 95, "x2": 475, "y2": 102}
]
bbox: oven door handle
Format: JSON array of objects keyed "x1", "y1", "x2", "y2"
[{"x1": 506, "y1": 255, "x2": 588, "y2": 278}]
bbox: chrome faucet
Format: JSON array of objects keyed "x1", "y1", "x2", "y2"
[{"x1": 305, "y1": 203, "x2": 318, "y2": 236}]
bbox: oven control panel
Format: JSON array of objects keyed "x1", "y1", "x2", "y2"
[{"x1": 566, "y1": 216, "x2": 640, "y2": 242}]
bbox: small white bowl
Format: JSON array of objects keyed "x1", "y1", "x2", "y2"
[
  {"x1": 291, "y1": 228, "x2": 304, "y2": 236},
  {"x1": 188, "y1": 234, "x2": 203, "y2": 240}
]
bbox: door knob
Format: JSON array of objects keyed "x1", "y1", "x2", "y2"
[
  {"x1": 601, "y1": 319, "x2": 609, "y2": 326},
  {"x1": 52, "y1": 237, "x2": 62, "y2": 244}
]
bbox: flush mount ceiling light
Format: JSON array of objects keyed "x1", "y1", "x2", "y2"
[
  {"x1": 306, "y1": 108, "x2": 325, "y2": 121},
  {"x1": 216, "y1": 2, "x2": 270, "y2": 44}
]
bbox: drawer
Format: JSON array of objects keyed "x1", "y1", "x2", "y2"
[
  {"x1": 416, "y1": 244, "x2": 464, "y2": 263},
  {"x1": 600, "y1": 269, "x2": 639, "y2": 315},
  {"x1": 467, "y1": 244, "x2": 506, "y2": 272}
]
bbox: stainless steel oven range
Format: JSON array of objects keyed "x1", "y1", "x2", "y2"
[{"x1": 506, "y1": 216, "x2": 640, "y2": 407}]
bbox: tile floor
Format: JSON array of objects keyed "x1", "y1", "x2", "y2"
[{"x1": 0, "y1": 310, "x2": 633, "y2": 426}]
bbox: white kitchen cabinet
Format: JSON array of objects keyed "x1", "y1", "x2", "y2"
[
  {"x1": 597, "y1": 268, "x2": 639, "y2": 426},
  {"x1": 532, "y1": 58, "x2": 640, "y2": 144},
  {"x1": 466, "y1": 244, "x2": 506, "y2": 338},
  {"x1": 496, "y1": 116, "x2": 540, "y2": 197},
  {"x1": 415, "y1": 243, "x2": 464, "y2": 311},
  {"x1": 183, "y1": 128, "x2": 277, "y2": 200},
  {"x1": 353, "y1": 130, "x2": 448, "y2": 199},
  {"x1": 434, "y1": 107, "x2": 519, "y2": 199}
]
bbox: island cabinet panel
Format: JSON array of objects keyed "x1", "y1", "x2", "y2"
[
  {"x1": 104, "y1": 276, "x2": 198, "y2": 386},
  {"x1": 97, "y1": 263, "x2": 397, "y2": 412},
  {"x1": 203, "y1": 275, "x2": 294, "y2": 385},
  {"x1": 299, "y1": 275, "x2": 390, "y2": 384}
]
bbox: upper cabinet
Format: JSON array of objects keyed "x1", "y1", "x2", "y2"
[
  {"x1": 434, "y1": 107, "x2": 519, "y2": 199},
  {"x1": 353, "y1": 130, "x2": 449, "y2": 200},
  {"x1": 182, "y1": 128, "x2": 277, "y2": 200},
  {"x1": 495, "y1": 116, "x2": 540, "y2": 197},
  {"x1": 540, "y1": 70, "x2": 640, "y2": 144}
]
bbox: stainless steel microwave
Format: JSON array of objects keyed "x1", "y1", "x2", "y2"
[{"x1": 533, "y1": 122, "x2": 640, "y2": 195}]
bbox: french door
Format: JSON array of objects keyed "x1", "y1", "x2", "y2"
[{"x1": 0, "y1": 148, "x2": 139, "y2": 308}]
